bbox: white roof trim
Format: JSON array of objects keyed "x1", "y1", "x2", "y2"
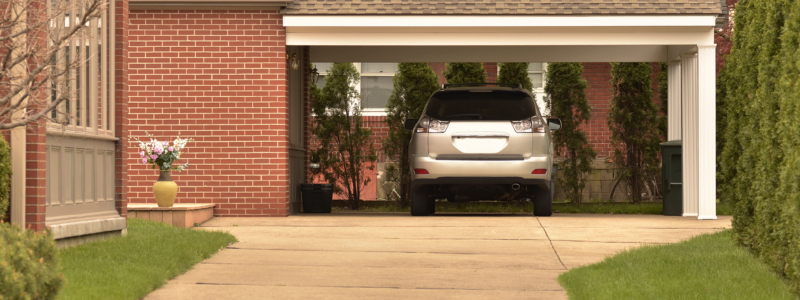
[{"x1": 284, "y1": 15, "x2": 717, "y2": 28}]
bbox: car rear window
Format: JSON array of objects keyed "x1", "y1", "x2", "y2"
[{"x1": 424, "y1": 90, "x2": 537, "y2": 121}]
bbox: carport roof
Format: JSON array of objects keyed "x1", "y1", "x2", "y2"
[{"x1": 281, "y1": 0, "x2": 721, "y2": 15}]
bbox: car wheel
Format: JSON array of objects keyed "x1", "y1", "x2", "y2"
[
  {"x1": 533, "y1": 187, "x2": 553, "y2": 217},
  {"x1": 411, "y1": 186, "x2": 430, "y2": 216}
]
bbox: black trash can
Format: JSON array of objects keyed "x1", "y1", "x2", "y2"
[
  {"x1": 660, "y1": 140, "x2": 682, "y2": 216},
  {"x1": 301, "y1": 184, "x2": 333, "y2": 213}
]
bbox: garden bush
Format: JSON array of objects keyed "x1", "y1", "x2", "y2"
[
  {"x1": 608, "y1": 63, "x2": 662, "y2": 202},
  {"x1": 0, "y1": 138, "x2": 10, "y2": 221},
  {"x1": 383, "y1": 63, "x2": 440, "y2": 207},
  {"x1": 0, "y1": 222, "x2": 63, "y2": 299},
  {"x1": 443, "y1": 63, "x2": 486, "y2": 84},
  {"x1": 544, "y1": 63, "x2": 596, "y2": 203},
  {"x1": 497, "y1": 63, "x2": 534, "y2": 91},
  {"x1": 717, "y1": 0, "x2": 800, "y2": 294},
  {"x1": 310, "y1": 62, "x2": 377, "y2": 210}
]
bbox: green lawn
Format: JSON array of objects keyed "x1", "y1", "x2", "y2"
[
  {"x1": 558, "y1": 230, "x2": 797, "y2": 300},
  {"x1": 58, "y1": 218, "x2": 237, "y2": 300}
]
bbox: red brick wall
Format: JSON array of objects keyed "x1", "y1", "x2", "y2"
[
  {"x1": 127, "y1": 9, "x2": 289, "y2": 217},
  {"x1": 579, "y1": 63, "x2": 663, "y2": 159},
  {"x1": 484, "y1": 62, "x2": 497, "y2": 83}
]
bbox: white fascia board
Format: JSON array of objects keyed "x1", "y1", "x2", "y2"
[{"x1": 283, "y1": 15, "x2": 717, "y2": 28}]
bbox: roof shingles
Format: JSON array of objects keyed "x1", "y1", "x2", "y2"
[{"x1": 282, "y1": 0, "x2": 721, "y2": 15}]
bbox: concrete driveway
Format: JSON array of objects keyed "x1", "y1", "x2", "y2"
[{"x1": 144, "y1": 213, "x2": 731, "y2": 300}]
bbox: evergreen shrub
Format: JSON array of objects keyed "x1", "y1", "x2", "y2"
[
  {"x1": 383, "y1": 63, "x2": 440, "y2": 207},
  {"x1": 718, "y1": 0, "x2": 800, "y2": 294},
  {"x1": 608, "y1": 63, "x2": 662, "y2": 203},
  {"x1": 497, "y1": 63, "x2": 534, "y2": 91},
  {"x1": 0, "y1": 138, "x2": 10, "y2": 220},
  {"x1": 443, "y1": 63, "x2": 486, "y2": 84},
  {"x1": 544, "y1": 63, "x2": 596, "y2": 202},
  {"x1": 0, "y1": 222, "x2": 63, "y2": 299},
  {"x1": 310, "y1": 63, "x2": 377, "y2": 210}
]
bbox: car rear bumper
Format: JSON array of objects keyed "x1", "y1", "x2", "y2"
[
  {"x1": 410, "y1": 155, "x2": 552, "y2": 187},
  {"x1": 411, "y1": 176, "x2": 551, "y2": 191}
]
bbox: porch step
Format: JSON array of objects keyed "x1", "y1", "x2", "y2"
[{"x1": 127, "y1": 203, "x2": 215, "y2": 228}]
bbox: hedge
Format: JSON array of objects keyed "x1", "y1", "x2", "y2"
[
  {"x1": 717, "y1": 0, "x2": 800, "y2": 294},
  {"x1": 0, "y1": 138, "x2": 9, "y2": 221}
]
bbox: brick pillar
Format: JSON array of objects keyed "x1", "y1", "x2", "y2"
[
  {"x1": 114, "y1": 0, "x2": 129, "y2": 218},
  {"x1": 25, "y1": 120, "x2": 46, "y2": 231}
]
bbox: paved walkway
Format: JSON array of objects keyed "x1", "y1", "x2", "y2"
[{"x1": 144, "y1": 213, "x2": 731, "y2": 300}]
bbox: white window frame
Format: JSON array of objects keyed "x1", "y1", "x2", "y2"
[{"x1": 313, "y1": 62, "x2": 396, "y2": 117}]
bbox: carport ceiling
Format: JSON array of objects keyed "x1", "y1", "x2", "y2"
[{"x1": 281, "y1": 0, "x2": 722, "y2": 62}]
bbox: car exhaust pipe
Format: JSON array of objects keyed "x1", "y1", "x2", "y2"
[{"x1": 511, "y1": 183, "x2": 521, "y2": 191}]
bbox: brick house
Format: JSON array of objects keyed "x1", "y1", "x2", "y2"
[{"x1": 3, "y1": 0, "x2": 722, "y2": 243}]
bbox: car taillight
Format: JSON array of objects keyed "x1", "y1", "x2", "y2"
[
  {"x1": 414, "y1": 169, "x2": 430, "y2": 174},
  {"x1": 416, "y1": 116, "x2": 449, "y2": 133},
  {"x1": 532, "y1": 169, "x2": 548, "y2": 175},
  {"x1": 511, "y1": 117, "x2": 545, "y2": 133}
]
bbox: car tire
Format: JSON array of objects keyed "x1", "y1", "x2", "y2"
[
  {"x1": 411, "y1": 186, "x2": 430, "y2": 216},
  {"x1": 428, "y1": 198, "x2": 436, "y2": 215},
  {"x1": 533, "y1": 187, "x2": 553, "y2": 217}
]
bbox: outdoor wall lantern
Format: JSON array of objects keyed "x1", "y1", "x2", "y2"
[
  {"x1": 310, "y1": 65, "x2": 320, "y2": 83},
  {"x1": 286, "y1": 53, "x2": 299, "y2": 70}
]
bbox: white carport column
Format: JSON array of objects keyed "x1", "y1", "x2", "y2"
[
  {"x1": 680, "y1": 52, "x2": 699, "y2": 217},
  {"x1": 696, "y1": 45, "x2": 717, "y2": 220},
  {"x1": 668, "y1": 60, "x2": 682, "y2": 140}
]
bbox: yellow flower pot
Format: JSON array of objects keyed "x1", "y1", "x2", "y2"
[{"x1": 153, "y1": 171, "x2": 178, "y2": 207}]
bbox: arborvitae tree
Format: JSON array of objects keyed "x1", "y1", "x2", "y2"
[
  {"x1": 544, "y1": 63, "x2": 596, "y2": 203},
  {"x1": 608, "y1": 62, "x2": 662, "y2": 203},
  {"x1": 497, "y1": 63, "x2": 534, "y2": 91},
  {"x1": 310, "y1": 63, "x2": 377, "y2": 210},
  {"x1": 443, "y1": 63, "x2": 487, "y2": 84},
  {"x1": 383, "y1": 63, "x2": 440, "y2": 207},
  {"x1": 718, "y1": 0, "x2": 800, "y2": 293},
  {"x1": 657, "y1": 63, "x2": 668, "y2": 141}
]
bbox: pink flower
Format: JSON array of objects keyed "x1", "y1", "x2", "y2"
[
  {"x1": 168, "y1": 146, "x2": 174, "y2": 152},
  {"x1": 140, "y1": 151, "x2": 145, "y2": 157},
  {"x1": 155, "y1": 147, "x2": 163, "y2": 155},
  {"x1": 150, "y1": 154, "x2": 157, "y2": 160},
  {"x1": 163, "y1": 141, "x2": 169, "y2": 147},
  {"x1": 142, "y1": 158, "x2": 147, "y2": 163}
]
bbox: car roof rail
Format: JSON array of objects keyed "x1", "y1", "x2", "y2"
[{"x1": 440, "y1": 83, "x2": 523, "y2": 90}]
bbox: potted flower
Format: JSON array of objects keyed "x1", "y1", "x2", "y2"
[{"x1": 134, "y1": 133, "x2": 191, "y2": 207}]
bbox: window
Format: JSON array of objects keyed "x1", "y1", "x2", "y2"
[
  {"x1": 47, "y1": 0, "x2": 115, "y2": 137},
  {"x1": 360, "y1": 63, "x2": 396, "y2": 110},
  {"x1": 528, "y1": 63, "x2": 546, "y2": 89},
  {"x1": 313, "y1": 62, "x2": 332, "y2": 88},
  {"x1": 311, "y1": 62, "x2": 397, "y2": 116}
]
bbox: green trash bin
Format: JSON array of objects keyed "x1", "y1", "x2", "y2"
[
  {"x1": 660, "y1": 140, "x2": 682, "y2": 216},
  {"x1": 301, "y1": 184, "x2": 333, "y2": 213}
]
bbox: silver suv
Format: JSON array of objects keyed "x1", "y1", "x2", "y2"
[{"x1": 405, "y1": 84, "x2": 561, "y2": 216}]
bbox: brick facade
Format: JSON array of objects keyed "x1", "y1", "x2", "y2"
[
  {"x1": 579, "y1": 62, "x2": 663, "y2": 159},
  {"x1": 127, "y1": 9, "x2": 289, "y2": 217}
]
